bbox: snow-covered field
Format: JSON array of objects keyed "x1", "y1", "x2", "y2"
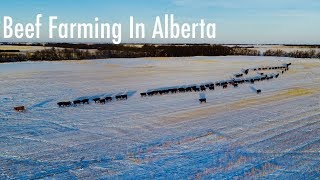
[{"x1": 0, "y1": 56, "x2": 319, "y2": 179}]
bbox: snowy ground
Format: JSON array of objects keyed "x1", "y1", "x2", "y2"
[{"x1": 0, "y1": 56, "x2": 319, "y2": 179}]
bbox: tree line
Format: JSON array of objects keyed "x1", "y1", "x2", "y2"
[
  {"x1": 263, "y1": 49, "x2": 320, "y2": 59},
  {"x1": 0, "y1": 43, "x2": 319, "y2": 63}
]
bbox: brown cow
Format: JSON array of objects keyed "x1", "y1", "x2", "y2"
[{"x1": 14, "y1": 106, "x2": 25, "y2": 112}]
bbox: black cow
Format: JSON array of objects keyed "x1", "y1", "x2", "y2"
[
  {"x1": 98, "y1": 99, "x2": 106, "y2": 104},
  {"x1": 57, "y1": 101, "x2": 72, "y2": 107},
  {"x1": 140, "y1": 93, "x2": 147, "y2": 97},
  {"x1": 235, "y1": 73, "x2": 243, "y2": 78},
  {"x1": 121, "y1": 95, "x2": 128, "y2": 99},
  {"x1": 178, "y1": 88, "x2": 185, "y2": 92},
  {"x1": 244, "y1": 69, "x2": 249, "y2": 75},
  {"x1": 73, "y1": 100, "x2": 81, "y2": 106},
  {"x1": 223, "y1": 84, "x2": 228, "y2": 89},
  {"x1": 209, "y1": 86, "x2": 215, "y2": 90},
  {"x1": 257, "y1": 89, "x2": 262, "y2": 94},
  {"x1": 93, "y1": 98, "x2": 100, "y2": 103},
  {"x1": 233, "y1": 83, "x2": 238, "y2": 87},
  {"x1": 200, "y1": 86, "x2": 206, "y2": 91},
  {"x1": 186, "y1": 87, "x2": 192, "y2": 92},
  {"x1": 105, "y1": 97, "x2": 112, "y2": 101},
  {"x1": 199, "y1": 98, "x2": 207, "y2": 103},
  {"x1": 159, "y1": 90, "x2": 165, "y2": 95},
  {"x1": 81, "y1": 99, "x2": 89, "y2": 104},
  {"x1": 116, "y1": 95, "x2": 122, "y2": 100},
  {"x1": 152, "y1": 91, "x2": 159, "y2": 95},
  {"x1": 171, "y1": 89, "x2": 178, "y2": 93},
  {"x1": 193, "y1": 87, "x2": 200, "y2": 92}
]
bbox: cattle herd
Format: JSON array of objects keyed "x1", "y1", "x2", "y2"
[
  {"x1": 139, "y1": 63, "x2": 291, "y2": 103},
  {"x1": 57, "y1": 93, "x2": 128, "y2": 107},
  {"x1": 55, "y1": 63, "x2": 292, "y2": 108}
]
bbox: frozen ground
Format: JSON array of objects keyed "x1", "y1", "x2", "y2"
[{"x1": 0, "y1": 56, "x2": 319, "y2": 179}]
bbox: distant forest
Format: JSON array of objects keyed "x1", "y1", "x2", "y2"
[{"x1": 0, "y1": 43, "x2": 319, "y2": 63}]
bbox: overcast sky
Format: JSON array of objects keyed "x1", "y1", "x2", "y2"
[{"x1": 0, "y1": 0, "x2": 319, "y2": 44}]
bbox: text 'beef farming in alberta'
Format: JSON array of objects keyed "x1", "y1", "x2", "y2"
[{"x1": 2, "y1": 14, "x2": 216, "y2": 44}]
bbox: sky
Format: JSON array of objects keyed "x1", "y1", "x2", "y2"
[{"x1": 0, "y1": 0, "x2": 319, "y2": 44}]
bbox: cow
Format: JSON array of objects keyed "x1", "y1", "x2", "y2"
[
  {"x1": 57, "y1": 101, "x2": 72, "y2": 107},
  {"x1": 199, "y1": 98, "x2": 207, "y2": 103},
  {"x1": 178, "y1": 88, "x2": 186, "y2": 93},
  {"x1": 169, "y1": 89, "x2": 177, "y2": 93},
  {"x1": 173, "y1": 88, "x2": 179, "y2": 93},
  {"x1": 81, "y1": 99, "x2": 89, "y2": 104},
  {"x1": 93, "y1": 98, "x2": 100, "y2": 103},
  {"x1": 73, "y1": 100, "x2": 81, "y2": 106},
  {"x1": 14, "y1": 106, "x2": 25, "y2": 112},
  {"x1": 57, "y1": 102, "x2": 64, "y2": 107},
  {"x1": 116, "y1": 95, "x2": 122, "y2": 100},
  {"x1": 159, "y1": 90, "x2": 165, "y2": 95},
  {"x1": 121, "y1": 95, "x2": 128, "y2": 99},
  {"x1": 223, "y1": 84, "x2": 228, "y2": 89},
  {"x1": 186, "y1": 87, "x2": 192, "y2": 92},
  {"x1": 209, "y1": 86, "x2": 215, "y2": 90},
  {"x1": 105, "y1": 97, "x2": 112, "y2": 101},
  {"x1": 244, "y1": 69, "x2": 249, "y2": 75},
  {"x1": 233, "y1": 83, "x2": 238, "y2": 87},
  {"x1": 193, "y1": 87, "x2": 200, "y2": 92},
  {"x1": 235, "y1": 73, "x2": 243, "y2": 78},
  {"x1": 200, "y1": 86, "x2": 206, "y2": 91},
  {"x1": 257, "y1": 89, "x2": 262, "y2": 94},
  {"x1": 98, "y1": 99, "x2": 106, "y2": 104},
  {"x1": 152, "y1": 90, "x2": 159, "y2": 95}
]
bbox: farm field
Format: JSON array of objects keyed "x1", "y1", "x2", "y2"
[
  {"x1": 0, "y1": 56, "x2": 319, "y2": 179},
  {"x1": 0, "y1": 45, "x2": 49, "y2": 52}
]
